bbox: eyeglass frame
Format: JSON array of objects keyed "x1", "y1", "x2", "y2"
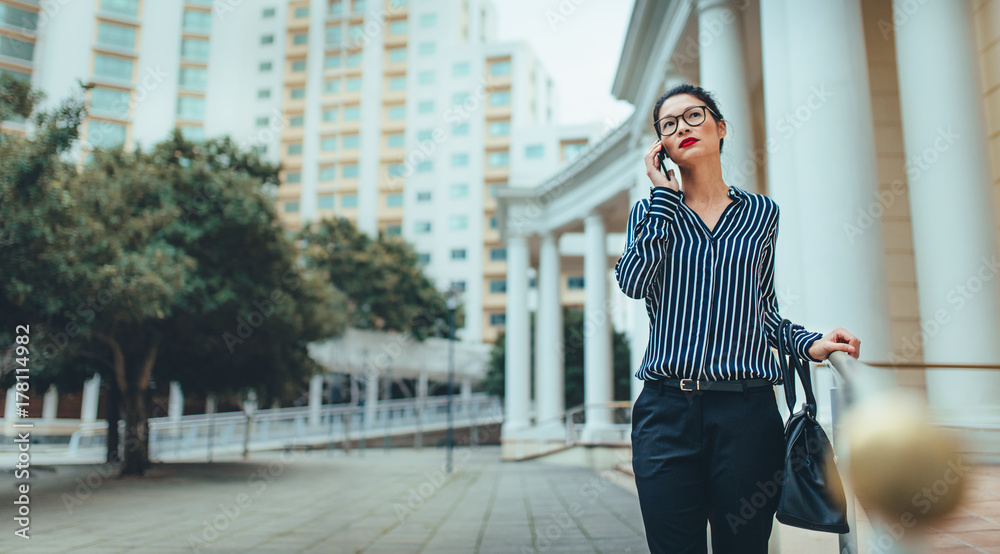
[{"x1": 654, "y1": 104, "x2": 722, "y2": 138}]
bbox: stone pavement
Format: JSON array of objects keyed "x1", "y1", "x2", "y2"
[{"x1": 0, "y1": 445, "x2": 647, "y2": 553}]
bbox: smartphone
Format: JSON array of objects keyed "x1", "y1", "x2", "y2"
[{"x1": 656, "y1": 146, "x2": 669, "y2": 178}]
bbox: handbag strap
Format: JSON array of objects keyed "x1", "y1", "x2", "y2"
[{"x1": 777, "y1": 318, "x2": 817, "y2": 417}]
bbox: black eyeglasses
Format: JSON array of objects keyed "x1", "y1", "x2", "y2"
[{"x1": 654, "y1": 105, "x2": 721, "y2": 137}]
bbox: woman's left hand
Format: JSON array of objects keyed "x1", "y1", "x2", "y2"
[{"x1": 807, "y1": 328, "x2": 861, "y2": 361}]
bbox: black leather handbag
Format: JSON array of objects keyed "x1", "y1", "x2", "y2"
[{"x1": 774, "y1": 318, "x2": 850, "y2": 533}]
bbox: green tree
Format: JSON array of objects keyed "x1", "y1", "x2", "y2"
[{"x1": 484, "y1": 308, "x2": 633, "y2": 410}]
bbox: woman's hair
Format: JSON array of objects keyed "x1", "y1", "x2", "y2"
[{"x1": 652, "y1": 83, "x2": 726, "y2": 153}]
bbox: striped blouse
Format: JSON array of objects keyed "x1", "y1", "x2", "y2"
[{"x1": 614, "y1": 184, "x2": 824, "y2": 384}]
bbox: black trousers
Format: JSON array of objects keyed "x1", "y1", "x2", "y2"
[{"x1": 631, "y1": 380, "x2": 786, "y2": 554}]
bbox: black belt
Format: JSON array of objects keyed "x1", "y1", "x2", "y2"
[{"x1": 644, "y1": 378, "x2": 774, "y2": 393}]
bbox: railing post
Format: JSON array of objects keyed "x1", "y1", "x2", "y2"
[{"x1": 831, "y1": 384, "x2": 858, "y2": 554}]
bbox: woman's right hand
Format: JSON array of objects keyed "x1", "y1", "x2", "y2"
[{"x1": 645, "y1": 141, "x2": 678, "y2": 191}]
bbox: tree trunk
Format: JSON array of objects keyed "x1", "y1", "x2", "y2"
[
  {"x1": 121, "y1": 387, "x2": 149, "y2": 475},
  {"x1": 105, "y1": 382, "x2": 121, "y2": 464}
]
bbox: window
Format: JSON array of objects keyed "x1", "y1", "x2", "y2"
[
  {"x1": 262, "y1": 7, "x2": 276, "y2": 17},
  {"x1": 348, "y1": 24, "x2": 364, "y2": 41},
  {"x1": 94, "y1": 54, "x2": 133, "y2": 81},
  {"x1": 386, "y1": 193, "x2": 403, "y2": 207},
  {"x1": 452, "y1": 92, "x2": 470, "y2": 106},
  {"x1": 490, "y1": 60, "x2": 510, "y2": 76},
  {"x1": 261, "y1": 34, "x2": 275, "y2": 45},
  {"x1": 488, "y1": 120, "x2": 509, "y2": 137},
  {"x1": 567, "y1": 276, "x2": 585, "y2": 289},
  {"x1": 451, "y1": 153, "x2": 469, "y2": 167},
  {"x1": 415, "y1": 221, "x2": 431, "y2": 233},
  {"x1": 490, "y1": 313, "x2": 506, "y2": 326},
  {"x1": 287, "y1": 143, "x2": 303, "y2": 155},
  {"x1": 342, "y1": 134, "x2": 359, "y2": 149},
  {"x1": 342, "y1": 194, "x2": 358, "y2": 207},
  {"x1": 328, "y1": 1, "x2": 343, "y2": 15},
  {"x1": 490, "y1": 248, "x2": 506, "y2": 261},
  {"x1": 182, "y1": 10, "x2": 211, "y2": 33},
  {"x1": 318, "y1": 195, "x2": 335, "y2": 209},
  {"x1": 284, "y1": 201, "x2": 300, "y2": 213},
  {"x1": 490, "y1": 216, "x2": 498, "y2": 229},
  {"x1": 97, "y1": 22, "x2": 136, "y2": 50},
  {"x1": 417, "y1": 191, "x2": 432, "y2": 202},
  {"x1": 387, "y1": 163, "x2": 404, "y2": 177},
  {"x1": 490, "y1": 90, "x2": 511, "y2": 106},
  {"x1": 418, "y1": 71, "x2": 434, "y2": 85},
  {"x1": 488, "y1": 151, "x2": 509, "y2": 167},
  {"x1": 388, "y1": 105, "x2": 406, "y2": 120},
  {"x1": 345, "y1": 77, "x2": 362, "y2": 91},
  {"x1": 562, "y1": 142, "x2": 586, "y2": 160},
  {"x1": 388, "y1": 48, "x2": 406, "y2": 63},
  {"x1": 294, "y1": 6, "x2": 309, "y2": 17},
  {"x1": 90, "y1": 88, "x2": 130, "y2": 117},
  {"x1": 417, "y1": 253, "x2": 430, "y2": 265},
  {"x1": 292, "y1": 59, "x2": 307, "y2": 72},
  {"x1": 488, "y1": 183, "x2": 503, "y2": 197},
  {"x1": 418, "y1": 42, "x2": 435, "y2": 55},
  {"x1": 324, "y1": 79, "x2": 340, "y2": 94},
  {"x1": 449, "y1": 215, "x2": 468, "y2": 230},
  {"x1": 525, "y1": 144, "x2": 544, "y2": 159},
  {"x1": 257, "y1": 88, "x2": 271, "y2": 99},
  {"x1": 452, "y1": 249, "x2": 467, "y2": 260},
  {"x1": 326, "y1": 26, "x2": 343, "y2": 46},
  {"x1": 342, "y1": 164, "x2": 359, "y2": 178},
  {"x1": 416, "y1": 129, "x2": 433, "y2": 141},
  {"x1": 389, "y1": 20, "x2": 407, "y2": 34},
  {"x1": 293, "y1": 33, "x2": 308, "y2": 45},
  {"x1": 322, "y1": 108, "x2": 338, "y2": 122},
  {"x1": 179, "y1": 126, "x2": 203, "y2": 142},
  {"x1": 419, "y1": 13, "x2": 437, "y2": 27},
  {"x1": 417, "y1": 100, "x2": 434, "y2": 114},
  {"x1": 290, "y1": 87, "x2": 305, "y2": 99},
  {"x1": 259, "y1": 61, "x2": 273, "y2": 72},
  {"x1": 387, "y1": 133, "x2": 404, "y2": 148},
  {"x1": 255, "y1": 116, "x2": 269, "y2": 127},
  {"x1": 417, "y1": 161, "x2": 433, "y2": 173},
  {"x1": 490, "y1": 280, "x2": 506, "y2": 293},
  {"x1": 452, "y1": 122, "x2": 469, "y2": 135},
  {"x1": 100, "y1": 0, "x2": 138, "y2": 17},
  {"x1": 285, "y1": 172, "x2": 301, "y2": 183},
  {"x1": 176, "y1": 96, "x2": 205, "y2": 120},
  {"x1": 181, "y1": 38, "x2": 210, "y2": 62},
  {"x1": 325, "y1": 55, "x2": 342, "y2": 68},
  {"x1": 529, "y1": 277, "x2": 537, "y2": 288},
  {"x1": 320, "y1": 166, "x2": 337, "y2": 180},
  {"x1": 452, "y1": 61, "x2": 470, "y2": 76},
  {"x1": 343, "y1": 105, "x2": 361, "y2": 120},
  {"x1": 385, "y1": 225, "x2": 402, "y2": 237},
  {"x1": 321, "y1": 136, "x2": 337, "y2": 151},
  {"x1": 290, "y1": 115, "x2": 304, "y2": 127},
  {"x1": 352, "y1": 0, "x2": 366, "y2": 12},
  {"x1": 87, "y1": 120, "x2": 126, "y2": 148},
  {"x1": 347, "y1": 52, "x2": 362, "y2": 67}
]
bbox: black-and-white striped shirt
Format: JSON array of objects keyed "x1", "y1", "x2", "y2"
[{"x1": 614, "y1": 184, "x2": 824, "y2": 384}]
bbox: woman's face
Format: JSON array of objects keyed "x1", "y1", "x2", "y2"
[{"x1": 656, "y1": 93, "x2": 726, "y2": 166}]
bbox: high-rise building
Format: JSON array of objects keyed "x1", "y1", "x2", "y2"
[{"x1": 1, "y1": 0, "x2": 603, "y2": 344}]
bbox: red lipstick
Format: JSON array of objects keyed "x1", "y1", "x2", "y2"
[{"x1": 679, "y1": 137, "x2": 699, "y2": 149}]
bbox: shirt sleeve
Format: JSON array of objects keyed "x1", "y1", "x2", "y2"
[
  {"x1": 760, "y1": 205, "x2": 825, "y2": 362},
  {"x1": 614, "y1": 186, "x2": 682, "y2": 299}
]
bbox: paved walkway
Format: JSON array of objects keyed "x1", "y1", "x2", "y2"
[{"x1": 0, "y1": 446, "x2": 647, "y2": 553}]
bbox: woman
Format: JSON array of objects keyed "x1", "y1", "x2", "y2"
[{"x1": 614, "y1": 84, "x2": 861, "y2": 554}]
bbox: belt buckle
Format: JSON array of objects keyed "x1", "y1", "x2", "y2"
[{"x1": 679, "y1": 378, "x2": 698, "y2": 392}]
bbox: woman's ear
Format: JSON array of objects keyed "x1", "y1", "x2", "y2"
[{"x1": 717, "y1": 119, "x2": 727, "y2": 140}]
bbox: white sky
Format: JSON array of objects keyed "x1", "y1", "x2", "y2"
[{"x1": 492, "y1": 0, "x2": 636, "y2": 128}]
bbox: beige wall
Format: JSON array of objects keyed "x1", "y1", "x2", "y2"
[{"x1": 975, "y1": 0, "x2": 1000, "y2": 248}]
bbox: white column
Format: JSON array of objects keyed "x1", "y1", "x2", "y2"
[
  {"x1": 460, "y1": 377, "x2": 472, "y2": 407},
  {"x1": 308, "y1": 374, "x2": 324, "y2": 427},
  {"x1": 206, "y1": 394, "x2": 217, "y2": 415},
  {"x1": 417, "y1": 371, "x2": 429, "y2": 406},
  {"x1": 364, "y1": 366, "x2": 379, "y2": 430},
  {"x1": 892, "y1": 0, "x2": 1000, "y2": 425},
  {"x1": 535, "y1": 231, "x2": 565, "y2": 438},
  {"x1": 168, "y1": 381, "x2": 184, "y2": 423},
  {"x1": 697, "y1": 0, "x2": 760, "y2": 194},
  {"x1": 43, "y1": 386, "x2": 58, "y2": 420},
  {"x1": 81, "y1": 374, "x2": 101, "y2": 424},
  {"x1": 582, "y1": 213, "x2": 614, "y2": 441},
  {"x1": 4, "y1": 388, "x2": 18, "y2": 421},
  {"x1": 783, "y1": 0, "x2": 893, "y2": 361},
  {"x1": 628, "y1": 178, "x2": 653, "y2": 406},
  {"x1": 503, "y1": 232, "x2": 532, "y2": 436}
]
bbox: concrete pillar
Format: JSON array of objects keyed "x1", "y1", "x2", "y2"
[
  {"x1": 582, "y1": 212, "x2": 614, "y2": 441},
  {"x1": 43, "y1": 386, "x2": 58, "y2": 420},
  {"x1": 697, "y1": 0, "x2": 760, "y2": 193},
  {"x1": 308, "y1": 374, "x2": 324, "y2": 427},
  {"x1": 4, "y1": 388, "x2": 18, "y2": 421},
  {"x1": 503, "y1": 232, "x2": 532, "y2": 436},
  {"x1": 81, "y1": 374, "x2": 101, "y2": 424},
  {"x1": 168, "y1": 381, "x2": 183, "y2": 423},
  {"x1": 783, "y1": 0, "x2": 893, "y2": 365},
  {"x1": 892, "y1": 0, "x2": 1000, "y2": 425},
  {"x1": 535, "y1": 231, "x2": 566, "y2": 438},
  {"x1": 206, "y1": 394, "x2": 217, "y2": 415},
  {"x1": 460, "y1": 377, "x2": 472, "y2": 409},
  {"x1": 628, "y1": 172, "x2": 653, "y2": 406},
  {"x1": 364, "y1": 366, "x2": 379, "y2": 430}
]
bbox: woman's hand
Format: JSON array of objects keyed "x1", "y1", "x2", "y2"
[
  {"x1": 807, "y1": 328, "x2": 861, "y2": 361},
  {"x1": 645, "y1": 141, "x2": 679, "y2": 192}
]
